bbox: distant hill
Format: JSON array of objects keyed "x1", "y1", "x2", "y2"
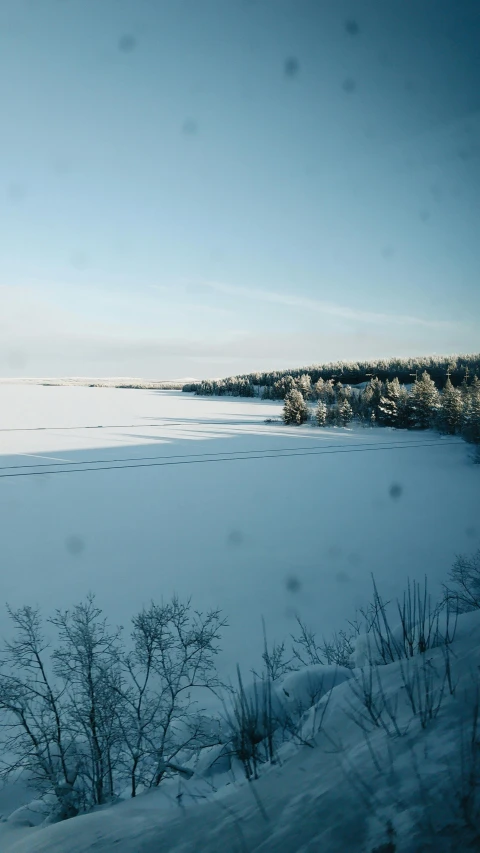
[
  {"x1": 0, "y1": 377, "x2": 186, "y2": 389},
  {"x1": 183, "y1": 353, "x2": 480, "y2": 397}
]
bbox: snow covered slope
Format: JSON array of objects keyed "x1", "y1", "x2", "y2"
[{"x1": 2, "y1": 611, "x2": 480, "y2": 853}]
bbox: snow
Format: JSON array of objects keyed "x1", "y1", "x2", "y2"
[
  {"x1": 2, "y1": 610, "x2": 480, "y2": 852},
  {"x1": 0, "y1": 384, "x2": 479, "y2": 850},
  {"x1": 0, "y1": 386, "x2": 477, "y2": 680}
]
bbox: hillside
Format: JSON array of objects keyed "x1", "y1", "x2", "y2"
[
  {"x1": 2, "y1": 609, "x2": 480, "y2": 852},
  {"x1": 183, "y1": 353, "x2": 480, "y2": 396}
]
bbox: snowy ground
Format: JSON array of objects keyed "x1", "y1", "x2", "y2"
[
  {"x1": 0, "y1": 386, "x2": 477, "y2": 675},
  {"x1": 3, "y1": 611, "x2": 480, "y2": 853},
  {"x1": 0, "y1": 385, "x2": 479, "y2": 850}
]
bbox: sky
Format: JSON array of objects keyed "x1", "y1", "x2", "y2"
[{"x1": 0, "y1": 0, "x2": 479, "y2": 380}]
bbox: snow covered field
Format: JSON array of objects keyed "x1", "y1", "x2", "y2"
[
  {"x1": 0, "y1": 384, "x2": 479, "y2": 851},
  {"x1": 0, "y1": 384, "x2": 478, "y2": 678}
]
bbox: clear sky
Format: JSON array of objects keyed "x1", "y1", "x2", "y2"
[{"x1": 1, "y1": 0, "x2": 479, "y2": 379}]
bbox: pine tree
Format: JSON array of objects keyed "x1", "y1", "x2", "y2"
[
  {"x1": 315, "y1": 400, "x2": 328, "y2": 426},
  {"x1": 283, "y1": 389, "x2": 308, "y2": 425},
  {"x1": 326, "y1": 404, "x2": 340, "y2": 426},
  {"x1": 314, "y1": 378, "x2": 325, "y2": 400},
  {"x1": 338, "y1": 399, "x2": 353, "y2": 426},
  {"x1": 410, "y1": 371, "x2": 440, "y2": 429},
  {"x1": 297, "y1": 374, "x2": 313, "y2": 400},
  {"x1": 323, "y1": 379, "x2": 336, "y2": 403},
  {"x1": 438, "y1": 378, "x2": 464, "y2": 434},
  {"x1": 377, "y1": 395, "x2": 397, "y2": 426},
  {"x1": 385, "y1": 377, "x2": 401, "y2": 401},
  {"x1": 462, "y1": 378, "x2": 480, "y2": 444}
]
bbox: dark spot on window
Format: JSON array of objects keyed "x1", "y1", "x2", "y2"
[
  {"x1": 182, "y1": 118, "x2": 198, "y2": 136},
  {"x1": 284, "y1": 57, "x2": 299, "y2": 78},
  {"x1": 227, "y1": 529, "x2": 243, "y2": 547},
  {"x1": 118, "y1": 34, "x2": 136, "y2": 53},
  {"x1": 389, "y1": 483, "x2": 403, "y2": 500},
  {"x1": 419, "y1": 209, "x2": 430, "y2": 222},
  {"x1": 342, "y1": 77, "x2": 356, "y2": 93},
  {"x1": 65, "y1": 534, "x2": 85, "y2": 556},
  {"x1": 381, "y1": 245, "x2": 395, "y2": 259},
  {"x1": 335, "y1": 570, "x2": 350, "y2": 584},
  {"x1": 348, "y1": 552, "x2": 362, "y2": 565},
  {"x1": 286, "y1": 575, "x2": 301, "y2": 593},
  {"x1": 466, "y1": 526, "x2": 476, "y2": 538},
  {"x1": 345, "y1": 19, "x2": 359, "y2": 36}
]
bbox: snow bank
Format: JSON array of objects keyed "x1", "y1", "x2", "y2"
[
  {"x1": 275, "y1": 664, "x2": 352, "y2": 709},
  {"x1": 2, "y1": 611, "x2": 480, "y2": 852}
]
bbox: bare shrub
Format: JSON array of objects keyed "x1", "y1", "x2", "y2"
[
  {"x1": 292, "y1": 615, "x2": 360, "y2": 669},
  {"x1": 362, "y1": 575, "x2": 454, "y2": 666},
  {"x1": 0, "y1": 595, "x2": 227, "y2": 818},
  {"x1": 223, "y1": 666, "x2": 276, "y2": 780},
  {"x1": 444, "y1": 551, "x2": 480, "y2": 613},
  {"x1": 344, "y1": 666, "x2": 407, "y2": 739}
]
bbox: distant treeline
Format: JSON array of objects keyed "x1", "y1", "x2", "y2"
[{"x1": 182, "y1": 354, "x2": 480, "y2": 399}]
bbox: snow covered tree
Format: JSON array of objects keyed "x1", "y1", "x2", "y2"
[
  {"x1": 296, "y1": 374, "x2": 313, "y2": 400},
  {"x1": 315, "y1": 400, "x2": 328, "y2": 426},
  {"x1": 326, "y1": 404, "x2": 340, "y2": 426},
  {"x1": 396, "y1": 384, "x2": 413, "y2": 428},
  {"x1": 462, "y1": 377, "x2": 480, "y2": 444},
  {"x1": 338, "y1": 399, "x2": 353, "y2": 426},
  {"x1": 335, "y1": 383, "x2": 353, "y2": 403},
  {"x1": 322, "y1": 379, "x2": 336, "y2": 403},
  {"x1": 377, "y1": 377, "x2": 410, "y2": 427},
  {"x1": 377, "y1": 395, "x2": 397, "y2": 426},
  {"x1": 283, "y1": 389, "x2": 308, "y2": 425},
  {"x1": 314, "y1": 377, "x2": 325, "y2": 400},
  {"x1": 272, "y1": 375, "x2": 296, "y2": 400},
  {"x1": 359, "y1": 377, "x2": 384, "y2": 422},
  {"x1": 438, "y1": 378, "x2": 464, "y2": 434},
  {"x1": 410, "y1": 371, "x2": 440, "y2": 429}
]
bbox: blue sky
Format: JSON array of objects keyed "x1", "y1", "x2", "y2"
[{"x1": 1, "y1": 0, "x2": 479, "y2": 378}]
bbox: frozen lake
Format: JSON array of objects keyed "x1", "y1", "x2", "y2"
[{"x1": 0, "y1": 384, "x2": 478, "y2": 676}]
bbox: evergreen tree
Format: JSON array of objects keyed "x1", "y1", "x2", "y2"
[
  {"x1": 462, "y1": 378, "x2": 480, "y2": 444},
  {"x1": 314, "y1": 378, "x2": 325, "y2": 400},
  {"x1": 377, "y1": 395, "x2": 397, "y2": 426},
  {"x1": 283, "y1": 389, "x2": 308, "y2": 425},
  {"x1": 410, "y1": 371, "x2": 440, "y2": 429},
  {"x1": 438, "y1": 378, "x2": 464, "y2": 434},
  {"x1": 385, "y1": 377, "x2": 401, "y2": 401},
  {"x1": 336, "y1": 383, "x2": 353, "y2": 403},
  {"x1": 315, "y1": 400, "x2": 328, "y2": 426},
  {"x1": 326, "y1": 404, "x2": 340, "y2": 426},
  {"x1": 396, "y1": 385, "x2": 413, "y2": 428},
  {"x1": 323, "y1": 379, "x2": 336, "y2": 403},
  {"x1": 272, "y1": 375, "x2": 296, "y2": 400},
  {"x1": 297, "y1": 374, "x2": 313, "y2": 400},
  {"x1": 338, "y1": 399, "x2": 353, "y2": 426}
]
